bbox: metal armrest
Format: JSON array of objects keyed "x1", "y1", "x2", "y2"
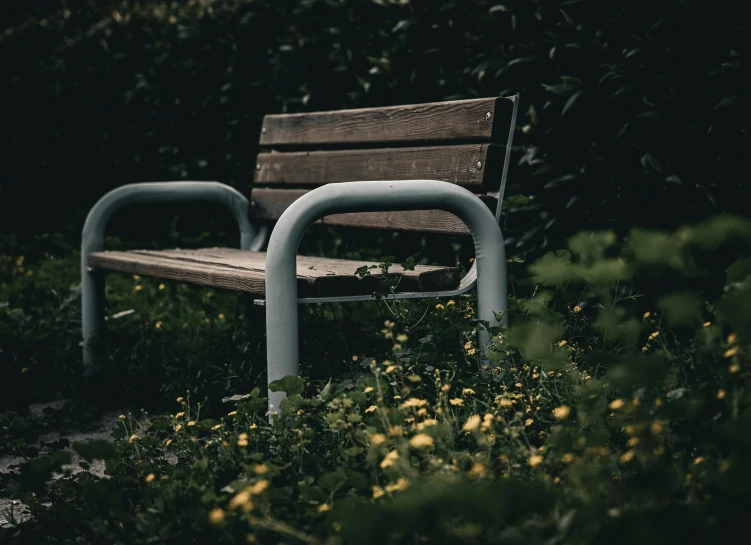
[
  {"x1": 81, "y1": 181, "x2": 265, "y2": 367},
  {"x1": 264, "y1": 180, "x2": 508, "y2": 412}
]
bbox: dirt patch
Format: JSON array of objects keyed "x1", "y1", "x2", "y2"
[{"x1": 0, "y1": 400, "x2": 122, "y2": 528}]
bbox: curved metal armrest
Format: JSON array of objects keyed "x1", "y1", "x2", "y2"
[
  {"x1": 264, "y1": 179, "x2": 508, "y2": 413},
  {"x1": 82, "y1": 181, "x2": 262, "y2": 256},
  {"x1": 81, "y1": 181, "x2": 265, "y2": 368}
]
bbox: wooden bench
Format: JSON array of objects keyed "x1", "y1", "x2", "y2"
[{"x1": 81, "y1": 95, "x2": 519, "y2": 415}]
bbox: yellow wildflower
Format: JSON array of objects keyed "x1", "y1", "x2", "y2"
[
  {"x1": 727, "y1": 333, "x2": 738, "y2": 345},
  {"x1": 462, "y1": 415, "x2": 481, "y2": 432},
  {"x1": 165, "y1": 439, "x2": 172, "y2": 447},
  {"x1": 384, "y1": 365, "x2": 398, "y2": 373},
  {"x1": 468, "y1": 463, "x2": 486, "y2": 478},
  {"x1": 363, "y1": 386, "x2": 374, "y2": 393},
  {"x1": 415, "y1": 419, "x2": 438, "y2": 430},
  {"x1": 247, "y1": 480, "x2": 269, "y2": 495},
  {"x1": 212, "y1": 424, "x2": 222, "y2": 430},
  {"x1": 176, "y1": 397, "x2": 184, "y2": 403},
  {"x1": 446, "y1": 300, "x2": 456, "y2": 307},
  {"x1": 218, "y1": 313, "x2": 225, "y2": 321},
  {"x1": 573, "y1": 305, "x2": 582, "y2": 313},
  {"x1": 717, "y1": 389, "x2": 726, "y2": 400},
  {"x1": 388, "y1": 426, "x2": 403, "y2": 437},
  {"x1": 227, "y1": 411, "x2": 238, "y2": 416},
  {"x1": 317, "y1": 504, "x2": 331, "y2": 513},
  {"x1": 158, "y1": 284, "x2": 165, "y2": 290},
  {"x1": 525, "y1": 418, "x2": 534, "y2": 427},
  {"x1": 369, "y1": 433, "x2": 387, "y2": 446},
  {"x1": 528, "y1": 455, "x2": 543, "y2": 468},
  {"x1": 372, "y1": 486, "x2": 385, "y2": 499},
  {"x1": 175, "y1": 412, "x2": 185, "y2": 418},
  {"x1": 229, "y1": 491, "x2": 254, "y2": 511},
  {"x1": 609, "y1": 399, "x2": 625, "y2": 410},
  {"x1": 561, "y1": 453, "x2": 575, "y2": 463},
  {"x1": 135, "y1": 285, "x2": 143, "y2": 292},
  {"x1": 352, "y1": 355, "x2": 358, "y2": 361},
  {"x1": 380, "y1": 449, "x2": 400, "y2": 468},
  {"x1": 385, "y1": 478, "x2": 410, "y2": 493},
  {"x1": 118, "y1": 414, "x2": 126, "y2": 420},
  {"x1": 620, "y1": 450, "x2": 635, "y2": 463},
  {"x1": 552, "y1": 405, "x2": 571, "y2": 420},
  {"x1": 409, "y1": 434, "x2": 435, "y2": 448},
  {"x1": 145, "y1": 473, "x2": 156, "y2": 483},
  {"x1": 435, "y1": 304, "x2": 445, "y2": 311},
  {"x1": 703, "y1": 321, "x2": 711, "y2": 327},
  {"x1": 449, "y1": 398, "x2": 464, "y2": 406},
  {"x1": 174, "y1": 424, "x2": 182, "y2": 432},
  {"x1": 187, "y1": 421, "x2": 196, "y2": 427},
  {"x1": 128, "y1": 434, "x2": 138, "y2": 443},
  {"x1": 400, "y1": 398, "x2": 428, "y2": 409},
  {"x1": 208, "y1": 508, "x2": 225, "y2": 524},
  {"x1": 648, "y1": 331, "x2": 660, "y2": 341},
  {"x1": 462, "y1": 388, "x2": 476, "y2": 396},
  {"x1": 365, "y1": 405, "x2": 378, "y2": 413}
]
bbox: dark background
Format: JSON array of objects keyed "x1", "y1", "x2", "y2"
[{"x1": 2, "y1": 0, "x2": 749, "y2": 256}]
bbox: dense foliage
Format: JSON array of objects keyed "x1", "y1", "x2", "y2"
[
  {"x1": 2, "y1": 215, "x2": 751, "y2": 544},
  {"x1": 2, "y1": 0, "x2": 750, "y2": 252}
]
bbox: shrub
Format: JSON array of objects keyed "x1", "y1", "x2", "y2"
[{"x1": 1, "y1": 0, "x2": 749, "y2": 254}]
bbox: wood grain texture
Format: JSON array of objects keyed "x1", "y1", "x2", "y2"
[
  {"x1": 89, "y1": 248, "x2": 459, "y2": 297},
  {"x1": 254, "y1": 144, "x2": 504, "y2": 190},
  {"x1": 259, "y1": 97, "x2": 514, "y2": 147},
  {"x1": 250, "y1": 189, "x2": 497, "y2": 236}
]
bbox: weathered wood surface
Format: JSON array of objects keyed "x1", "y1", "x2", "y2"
[
  {"x1": 259, "y1": 97, "x2": 513, "y2": 147},
  {"x1": 250, "y1": 188, "x2": 497, "y2": 235},
  {"x1": 254, "y1": 144, "x2": 503, "y2": 190},
  {"x1": 89, "y1": 248, "x2": 460, "y2": 297}
]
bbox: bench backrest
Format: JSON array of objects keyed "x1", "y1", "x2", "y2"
[{"x1": 251, "y1": 96, "x2": 518, "y2": 236}]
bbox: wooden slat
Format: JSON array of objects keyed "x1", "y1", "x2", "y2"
[
  {"x1": 250, "y1": 189, "x2": 497, "y2": 236},
  {"x1": 259, "y1": 97, "x2": 513, "y2": 147},
  {"x1": 88, "y1": 248, "x2": 459, "y2": 297},
  {"x1": 254, "y1": 144, "x2": 504, "y2": 190}
]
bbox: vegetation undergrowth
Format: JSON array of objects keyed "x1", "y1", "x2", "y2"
[{"x1": 2, "y1": 214, "x2": 750, "y2": 544}]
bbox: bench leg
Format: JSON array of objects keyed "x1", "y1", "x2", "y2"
[{"x1": 81, "y1": 263, "x2": 105, "y2": 371}]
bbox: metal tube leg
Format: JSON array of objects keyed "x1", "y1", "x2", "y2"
[{"x1": 81, "y1": 264, "x2": 105, "y2": 372}]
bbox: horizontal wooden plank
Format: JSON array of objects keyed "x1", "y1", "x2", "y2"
[
  {"x1": 89, "y1": 248, "x2": 459, "y2": 297},
  {"x1": 259, "y1": 97, "x2": 514, "y2": 147},
  {"x1": 254, "y1": 144, "x2": 504, "y2": 190},
  {"x1": 250, "y1": 189, "x2": 497, "y2": 236}
]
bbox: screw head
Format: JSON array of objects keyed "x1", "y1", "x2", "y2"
[
  {"x1": 485, "y1": 112, "x2": 492, "y2": 121},
  {"x1": 256, "y1": 164, "x2": 261, "y2": 171},
  {"x1": 476, "y1": 161, "x2": 483, "y2": 170},
  {"x1": 262, "y1": 127, "x2": 267, "y2": 134}
]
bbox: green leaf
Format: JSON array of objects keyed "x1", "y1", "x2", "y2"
[
  {"x1": 568, "y1": 230, "x2": 617, "y2": 259},
  {"x1": 72, "y1": 439, "x2": 118, "y2": 462},
  {"x1": 657, "y1": 292, "x2": 704, "y2": 327},
  {"x1": 269, "y1": 375, "x2": 305, "y2": 396}
]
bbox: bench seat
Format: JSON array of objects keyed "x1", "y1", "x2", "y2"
[{"x1": 88, "y1": 247, "x2": 460, "y2": 298}]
